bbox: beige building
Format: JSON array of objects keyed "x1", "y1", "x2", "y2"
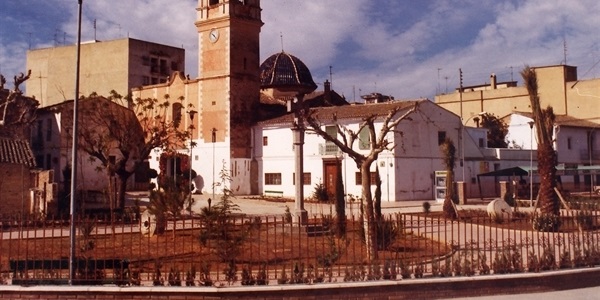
[
  {"x1": 435, "y1": 65, "x2": 600, "y2": 126},
  {"x1": 26, "y1": 38, "x2": 185, "y2": 107}
]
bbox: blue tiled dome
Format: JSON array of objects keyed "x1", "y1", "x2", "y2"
[{"x1": 260, "y1": 52, "x2": 317, "y2": 93}]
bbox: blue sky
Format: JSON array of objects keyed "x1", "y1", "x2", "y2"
[{"x1": 1, "y1": 0, "x2": 599, "y2": 101}]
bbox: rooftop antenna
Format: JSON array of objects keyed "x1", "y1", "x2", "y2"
[
  {"x1": 437, "y1": 68, "x2": 442, "y2": 94},
  {"x1": 329, "y1": 65, "x2": 333, "y2": 87},
  {"x1": 27, "y1": 32, "x2": 32, "y2": 49},
  {"x1": 280, "y1": 32, "x2": 284, "y2": 52},
  {"x1": 563, "y1": 36, "x2": 568, "y2": 65},
  {"x1": 93, "y1": 19, "x2": 97, "y2": 40}
]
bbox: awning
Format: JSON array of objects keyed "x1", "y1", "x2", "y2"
[{"x1": 477, "y1": 166, "x2": 528, "y2": 177}]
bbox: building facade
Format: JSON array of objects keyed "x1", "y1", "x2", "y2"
[
  {"x1": 26, "y1": 38, "x2": 185, "y2": 107},
  {"x1": 435, "y1": 65, "x2": 600, "y2": 126}
]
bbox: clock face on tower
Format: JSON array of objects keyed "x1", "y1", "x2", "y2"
[{"x1": 209, "y1": 28, "x2": 219, "y2": 43}]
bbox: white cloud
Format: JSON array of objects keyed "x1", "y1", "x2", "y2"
[{"x1": 1, "y1": 0, "x2": 598, "y2": 101}]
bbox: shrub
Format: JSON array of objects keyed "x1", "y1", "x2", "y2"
[
  {"x1": 532, "y1": 213, "x2": 561, "y2": 232},
  {"x1": 312, "y1": 182, "x2": 329, "y2": 202},
  {"x1": 422, "y1": 201, "x2": 431, "y2": 214}
]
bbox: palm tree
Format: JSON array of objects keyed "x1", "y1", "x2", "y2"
[
  {"x1": 520, "y1": 67, "x2": 559, "y2": 222},
  {"x1": 440, "y1": 137, "x2": 458, "y2": 219}
]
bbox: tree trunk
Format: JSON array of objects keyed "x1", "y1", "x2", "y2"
[
  {"x1": 360, "y1": 162, "x2": 378, "y2": 261},
  {"x1": 335, "y1": 161, "x2": 346, "y2": 237},
  {"x1": 117, "y1": 174, "x2": 129, "y2": 211},
  {"x1": 537, "y1": 143, "x2": 559, "y2": 215}
]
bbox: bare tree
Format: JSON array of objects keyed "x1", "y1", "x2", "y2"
[
  {"x1": 521, "y1": 66, "x2": 559, "y2": 224},
  {"x1": 304, "y1": 101, "x2": 419, "y2": 259},
  {"x1": 76, "y1": 91, "x2": 192, "y2": 211},
  {"x1": 0, "y1": 70, "x2": 38, "y2": 139}
]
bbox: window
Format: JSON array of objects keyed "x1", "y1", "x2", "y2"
[
  {"x1": 355, "y1": 172, "x2": 377, "y2": 185},
  {"x1": 358, "y1": 127, "x2": 371, "y2": 150},
  {"x1": 567, "y1": 137, "x2": 572, "y2": 150},
  {"x1": 478, "y1": 138, "x2": 485, "y2": 148},
  {"x1": 324, "y1": 125, "x2": 338, "y2": 153},
  {"x1": 172, "y1": 103, "x2": 183, "y2": 127},
  {"x1": 263, "y1": 136, "x2": 268, "y2": 146},
  {"x1": 46, "y1": 118, "x2": 52, "y2": 141},
  {"x1": 438, "y1": 131, "x2": 446, "y2": 145},
  {"x1": 292, "y1": 173, "x2": 311, "y2": 185},
  {"x1": 142, "y1": 76, "x2": 150, "y2": 85},
  {"x1": 171, "y1": 61, "x2": 179, "y2": 71},
  {"x1": 45, "y1": 154, "x2": 51, "y2": 170},
  {"x1": 265, "y1": 173, "x2": 282, "y2": 185},
  {"x1": 209, "y1": 0, "x2": 219, "y2": 5}
]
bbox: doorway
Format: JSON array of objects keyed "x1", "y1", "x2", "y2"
[{"x1": 323, "y1": 159, "x2": 341, "y2": 198}]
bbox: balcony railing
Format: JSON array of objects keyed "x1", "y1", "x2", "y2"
[
  {"x1": 579, "y1": 149, "x2": 600, "y2": 162},
  {"x1": 319, "y1": 143, "x2": 342, "y2": 156}
]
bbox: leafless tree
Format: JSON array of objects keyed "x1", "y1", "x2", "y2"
[{"x1": 304, "y1": 101, "x2": 418, "y2": 259}]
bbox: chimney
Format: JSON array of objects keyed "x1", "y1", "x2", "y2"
[
  {"x1": 324, "y1": 80, "x2": 331, "y2": 104},
  {"x1": 490, "y1": 73, "x2": 497, "y2": 89}
]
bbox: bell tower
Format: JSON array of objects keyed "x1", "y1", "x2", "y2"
[{"x1": 196, "y1": 0, "x2": 263, "y2": 159}]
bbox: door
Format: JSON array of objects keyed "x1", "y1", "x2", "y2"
[{"x1": 323, "y1": 160, "x2": 340, "y2": 198}]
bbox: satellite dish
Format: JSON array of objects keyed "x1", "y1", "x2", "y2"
[{"x1": 140, "y1": 210, "x2": 157, "y2": 237}]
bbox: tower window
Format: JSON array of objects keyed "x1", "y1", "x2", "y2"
[
  {"x1": 438, "y1": 131, "x2": 446, "y2": 145},
  {"x1": 263, "y1": 136, "x2": 268, "y2": 146},
  {"x1": 172, "y1": 103, "x2": 183, "y2": 128},
  {"x1": 209, "y1": 0, "x2": 219, "y2": 5}
]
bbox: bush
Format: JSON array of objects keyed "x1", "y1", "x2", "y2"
[
  {"x1": 422, "y1": 201, "x2": 431, "y2": 214},
  {"x1": 312, "y1": 182, "x2": 329, "y2": 202},
  {"x1": 532, "y1": 213, "x2": 561, "y2": 232}
]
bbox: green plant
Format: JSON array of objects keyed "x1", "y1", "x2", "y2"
[
  {"x1": 168, "y1": 267, "x2": 181, "y2": 286},
  {"x1": 382, "y1": 260, "x2": 397, "y2": 280},
  {"x1": 291, "y1": 262, "x2": 308, "y2": 284},
  {"x1": 359, "y1": 217, "x2": 401, "y2": 250},
  {"x1": 532, "y1": 213, "x2": 561, "y2": 232},
  {"x1": 185, "y1": 266, "x2": 196, "y2": 286},
  {"x1": 317, "y1": 235, "x2": 348, "y2": 282},
  {"x1": 152, "y1": 260, "x2": 164, "y2": 286},
  {"x1": 284, "y1": 206, "x2": 292, "y2": 224},
  {"x1": 198, "y1": 162, "x2": 255, "y2": 263},
  {"x1": 576, "y1": 209, "x2": 594, "y2": 230},
  {"x1": 241, "y1": 265, "x2": 255, "y2": 286},
  {"x1": 312, "y1": 182, "x2": 329, "y2": 202},
  {"x1": 559, "y1": 249, "x2": 572, "y2": 269},
  {"x1": 277, "y1": 266, "x2": 289, "y2": 284},
  {"x1": 256, "y1": 264, "x2": 268, "y2": 285},
  {"x1": 223, "y1": 260, "x2": 237, "y2": 285},
  {"x1": 399, "y1": 259, "x2": 411, "y2": 279},
  {"x1": 422, "y1": 201, "x2": 431, "y2": 214},
  {"x1": 198, "y1": 262, "x2": 213, "y2": 286}
]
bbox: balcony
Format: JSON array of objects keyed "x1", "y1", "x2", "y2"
[
  {"x1": 579, "y1": 149, "x2": 600, "y2": 162},
  {"x1": 319, "y1": 143, "x2": 342, "y2": 156}
]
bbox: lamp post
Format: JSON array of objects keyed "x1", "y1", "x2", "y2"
[
  {"x1": 188, "y1": 110, "x2": 197, "y2": 208},
  {"x1": 589, "y1": 128, "x2": 597, "y2": 195},
  {"x1": 461, "y1": 112, "x2": 486, "y2": 182},
  {"x1": 211, "y1": 127, "x2": 217, "y2": 205},
  {"x1": 528, "y1": 121, "x2": 534, "y2": 206},
  {"x1": 69, "y1": 0, "x2": 83, "y2": 285}
]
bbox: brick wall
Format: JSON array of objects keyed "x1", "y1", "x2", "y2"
[
  {"x1": 2, "y1": 267, "x2": 599, "y2": 300},
  {"x1": 0, "y1": 164, "x2": 31, "y2": 215}
]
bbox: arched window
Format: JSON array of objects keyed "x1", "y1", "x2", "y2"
[{"x1": 173, "y1": 103, "x2": 183, "y2": 128}]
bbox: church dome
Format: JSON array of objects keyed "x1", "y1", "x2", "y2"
[{"x1": 260, "y1": 52, "x2": 318, "y2": 94}]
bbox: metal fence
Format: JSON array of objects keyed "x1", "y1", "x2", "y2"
[{"x1": 1, "y1": 206, "x2": 600, "y2": 286}]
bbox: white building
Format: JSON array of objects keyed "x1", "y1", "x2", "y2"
[{"x1": 256, "y1": 99, "x2": 485, "y2": 201}]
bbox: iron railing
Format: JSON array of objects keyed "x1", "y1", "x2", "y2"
[{"x1": 1, "y1": 206, "x2": 600, "y2": 286}]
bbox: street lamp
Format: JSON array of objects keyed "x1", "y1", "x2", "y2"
[
  {"x1": 461, "y1": 112, "x2": 486, "y2": 183},
  {"x1": 211, "y1": 127, "x2": 217, "y2": 205},
  {"x1": 188, "y1": 110, "x2": 197, "y2": 207},
  {"x1": 528, "y1": 121, "x2": 534, "y2": 207}
]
